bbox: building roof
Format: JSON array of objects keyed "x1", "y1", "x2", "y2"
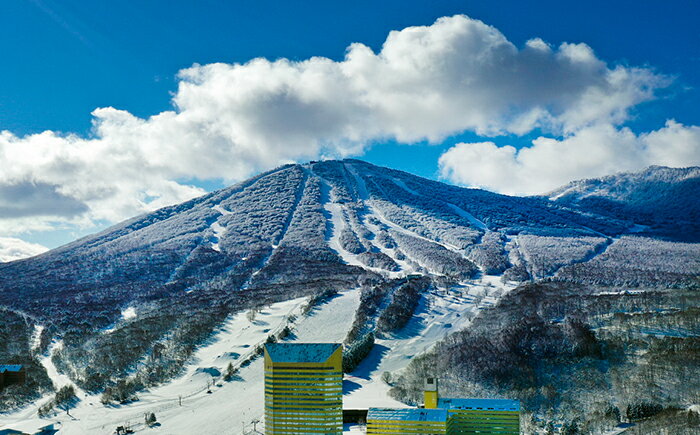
[
  {"x1": 367, "y1": 408, "x2": 448, "y2": 422},
  {"x1": 265, "y1": 343, "x2": 340, "y2": 363},
  {"x1": 0, "y1": 364, "x2": 23, "y2": 373},
  {"x1": 438, "y1": 398, "x2": 520, "y2": 411}
]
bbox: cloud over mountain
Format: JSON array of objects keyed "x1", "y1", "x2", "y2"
[
  {"x1": 439, "y1": 121, "x2": 700, "y2": 195},
  {"x1": 0, "y1": 14, "x2": 695, "y2": 235},
  {"x1": 0, "y1": 237, "x2": 48, "y2": 262}
]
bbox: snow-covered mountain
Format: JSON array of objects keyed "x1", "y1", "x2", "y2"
[
  {"x1": 1, "y1": 160, "x2": 699, "y2": 434},
  {"x1": 547, "y1": 165, "x2": 700, "y2": 242},
  {"x1": 0, "y1": 159, "x2": 633, "y2": 329}
]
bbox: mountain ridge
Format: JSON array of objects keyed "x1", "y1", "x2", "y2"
[
  {"x1": 546, "y1": 164, "x2": 700, "y2": 241},
  {"x1": 1, "y1": 159, "x2": 698, "y2": 428}
]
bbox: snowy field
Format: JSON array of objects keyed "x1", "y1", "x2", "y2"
[
  {"x1": 1, "y1": 270, "x2": 515, "y2": 435},
  {"x1": 344, "y1": 274, "x2": 514, "y2": 410},
  {"x1": 2, "y1": 291, "x2": 359, "y2": 434}
]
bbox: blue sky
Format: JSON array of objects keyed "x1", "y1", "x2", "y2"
[{"x1": 0, "y1": 0, "x2": 699, "y2": 256}]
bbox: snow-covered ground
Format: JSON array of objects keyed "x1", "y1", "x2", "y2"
[
  {"x1": 210, "y1": 204, "x2": 232, "y2": 252},
  {"x1": 1, "y1": 271, "x2": 515, "y2": 435},
  {"x1": 344, "y1": 274, "x2": 515, "y2": 410},
  {"x1": 2, "y1": 163, "x2": 522, "y2": 435},
  {"x1": 29, "y1": 324, "x2": 44, "y2": 352},
  {"x1": 1, "y1": 290, "x2": 360, "y2": 435}
]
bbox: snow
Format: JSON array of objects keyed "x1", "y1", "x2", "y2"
[
  {"x1": 1, "y1": 290, "x2": 360, "y2": 435},
  {"x1": 39, "y1": 341, "x2": 83, "y2": 394},
  {"x1": 102, "y1": 307, "x2": 138, "y2": 333},
  {"x1": 391, "y1": 178, "x2": 421, "y2": 197},
  {"x1": 29, "y1": 324, "x2": 44, "y2": 352},
  {"x1": 347, "y1": 162, "x2": 470, "y2": 274},
  {"x1": 5, "y1": 160, "x2": 696, "y2": 434},
  {"x1": 121, "y1": 306, "x2": 137, "y2": 320},
  {"x1": 444, "y1": 203, "x2": 488, "y2": 231},
  {"x1": 390, "y1": 173, "x2": 487, "y2": 232},
  {"x1": 212, "y1": 204, "x2": 232, "y2": 216},
  {"x1": 208, "y1": 204, "x2": 232, "y2": 252},
  {"x1": 343, "y1": 274, "x2": 515, "y2": 410},
  {"x1": 210, "y1": 222, "x2": 226, "y2": 252},
  {"x1": 344, "y1": 423, "x2": 367, "y2": 434},
  {"x1": 324, "y1": 199, "x2": 367, "y2": 268},
  {"x1": 1, "y1": 272, "x2": 516, "y2": 435},
  {"x1": 314, "y1": 168, "x2": 408, "y2": 278},
  {"x1": 362, "y1": 218, "x2": 417, "y2": 274}
]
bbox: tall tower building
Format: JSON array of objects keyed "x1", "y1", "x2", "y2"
[{"x1": 264, "y1": 343, "x2": 343, "y2": 434}]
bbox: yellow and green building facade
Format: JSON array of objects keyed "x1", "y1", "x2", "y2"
[
  {"x1": 367, "y1": 408, "x2": 448, "y2": 434},
  {"x1": 437, "y1": 397, "x2": 520, "y2": 434},
  {"x1": 367, "y1": 378, "x2": 520, "y2": 434},
  {"x1": 264, "y1": 342, "x2": 343, "y2": 434}
]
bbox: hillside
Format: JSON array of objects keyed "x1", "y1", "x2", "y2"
[
  {"x1": 547, "y1": 165, "x2": 700, "y2": 242},
  {"x1": 1, "y1": 159, "x2": 699, "y2": 433}
]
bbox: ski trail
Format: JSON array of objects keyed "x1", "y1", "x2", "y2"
[
  {"x1": 39, "y1": 340, "x2": 87, "y2": 401},
  {"x1": 312, "y1": 168, "x2": 407, "y2": 277},
  {"x1": 444, "y1": 203, "x2": 488, "y2": 231},
  {"x1": 167, "y1": 170, "x2": 287, "y2": 285},
  {"x1": 344, "y1": 274, "x2": 517, "y2": 409},
  {"x1": 344, "y1": 163, "x2": 434, "y2": 272},
  {"x1": 29, "y1": 324, "x2": 44, "y2": 352},
  {"x1": 1, "y1": 290, "x2": 361, "y2": 435},
  {"x1": 212, "y1": 204, "x2": 232, "y2": 216},
  {"x1": 240, "y1": 169, "x2": 308, "y2": 289},
  {"x1": 206, "y1": 204, "x2": 234, "y2": 252},
  {"x1": 209, "y1": 204, "x2": 233, "y2": 252},
  {"x1": 359, "y1": 172, "x2": 466, "y2": 255},
  {"x1": 346, "y1": 163, "x2": 469, "y2": 275},
  {"x1": 390, "y1": 177, "x2": 489, "y2": 231},
  {"x1": 551, "y1": 236, "x2": 616, "y2": 279}
]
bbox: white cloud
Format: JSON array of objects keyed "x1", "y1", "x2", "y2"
[
  {"x1": 438, "y1": 121, "x2": 700, "y2": 195},
  {"x1": 0, "y1": 237, "x2": 48, "y2": 262},
  {"x1": 0, "y1": 14, "x2": 686, "y2": 238}
]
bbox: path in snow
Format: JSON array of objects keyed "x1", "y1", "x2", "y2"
[
  {"x1": 344, "y1": 163, "x2": 454, "y2": 273},
  {"x1": 240, "y1": 170, "x2": 308, "y2": 290},
  {"x1": 29, "y1": 324, "x2": 44, "y2": 352},
  {"x1": 343, "y1": 274, "x2": 516, "y2": 410},
  {"x1": 390, "y1": 175, "x2": 488, "y2": 232},
  {"x1": 1, "y1": 290, "x2": 361, "y2": 435},
  {"x1": 314, "y1": 171, "x2": 406, "y2": 278}
]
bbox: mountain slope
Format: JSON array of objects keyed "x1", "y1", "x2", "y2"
[
  {"x1": 0, "y1": 159, "x2": 698, "y2": 421},
  {"x1": 547, "y1": 165, "x2": 700, "y2": 242}
]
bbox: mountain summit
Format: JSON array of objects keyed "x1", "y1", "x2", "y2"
[{"x1": 1, "y1": 159, "x2": 698, "y2": 420}]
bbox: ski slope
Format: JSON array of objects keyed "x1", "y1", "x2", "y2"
[
  {"x1": 1, "y1": 290, "x2": 359, "y2": 435},
  {"x1": 2, "y1": 271, "x2": 516, "y2": 435},
  {"x1": 343, "y1": 274, "x2": 515, "y2": 410}
]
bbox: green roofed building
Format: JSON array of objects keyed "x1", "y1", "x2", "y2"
[
  {"x1": 367, "y1": 408, "x2": 448, "y2": 434},
  {"x1": 264, "y1": 343, "x2": 343, "y2": 434},
  {"x1": 438, "y1": 398, "x2": 520, "y2": 434}
]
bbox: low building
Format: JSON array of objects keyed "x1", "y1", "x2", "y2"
[
  {"x1": 264, "y1": 343, "x2": 343, "y2": 435},
  {"x1": 0, "y1": 365, "x2": 26, "y2": 389},
  {"x1": 424, "y1": 378, "x2": 521, "y2": 434},
  {"x1": 367, "y1": 408, "x2": 448, "y2": 434},
  {"x1": 439, "y1": 398, "x2": 520, "y2": 434}
]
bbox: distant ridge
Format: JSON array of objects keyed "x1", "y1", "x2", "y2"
[{"x1": 546, "y1": 165, "x2": 700, "y2": 241}]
